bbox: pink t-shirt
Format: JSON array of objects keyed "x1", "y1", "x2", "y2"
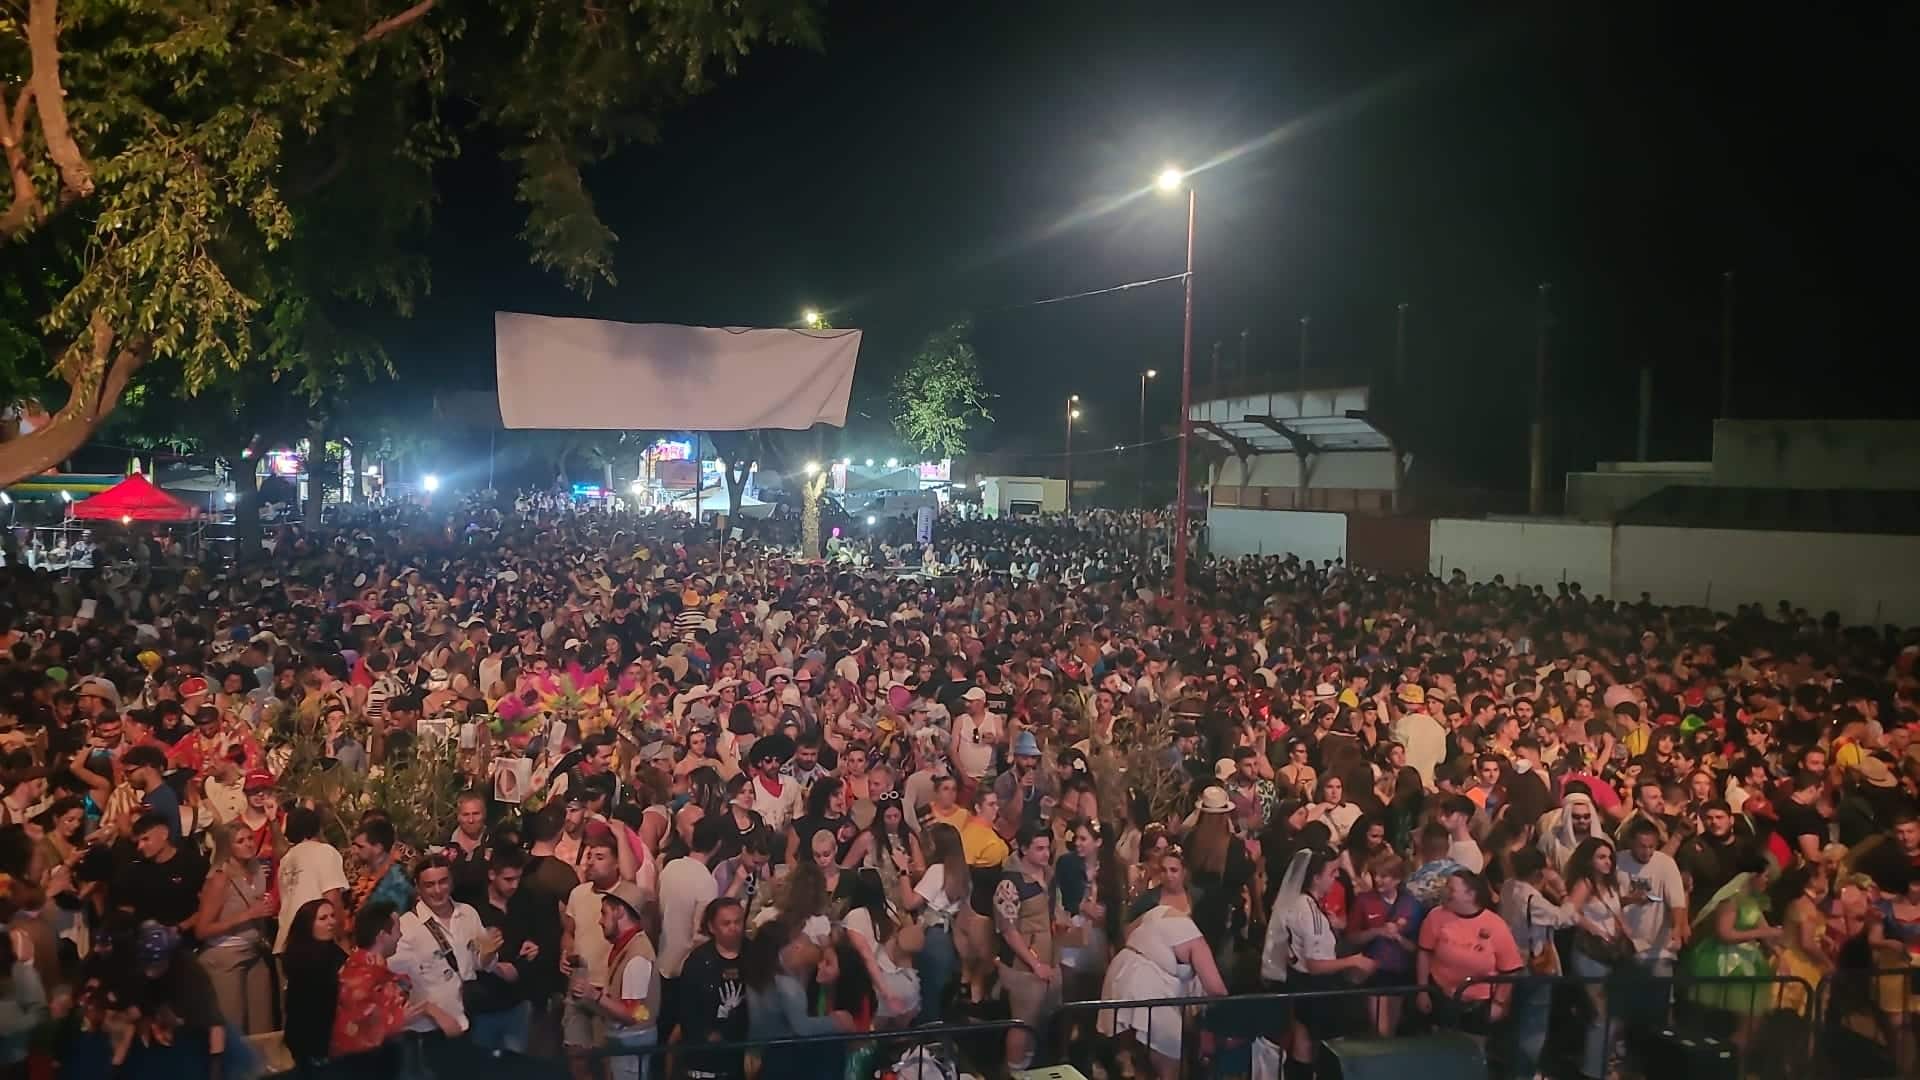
[{"x1": 1418, "y1": 907, "x2": 1521, "y2": 1001}]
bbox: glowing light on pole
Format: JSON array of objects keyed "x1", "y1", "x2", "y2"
[
  {"x1": 422, "y1": 474, "x2": 440, "y2": 493},
  {"x1": 1157, "y1": 165, "x2": 1197, "y2": 612}
]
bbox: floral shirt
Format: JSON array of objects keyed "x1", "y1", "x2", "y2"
[{"x1": 330, "y1": 948, "x2": 410, "y2": 1058}]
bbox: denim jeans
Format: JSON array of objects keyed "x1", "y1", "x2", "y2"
[
  {"x1": 1505, "y1": 980, "x2": 1553, "y2": 1080},
  {"x1": 604, "y1": 1026, "x2": 658, "y2": 1080},
  {"x1": 915, "y1": 924, "x2": 958, "y2": 1023},
  {"x1": 1569, "y1": 950, "x2": 1621, "y2": 1079},
  {"x1": 469, "y1": 1001, "x2": 533, "y2": 1055}
]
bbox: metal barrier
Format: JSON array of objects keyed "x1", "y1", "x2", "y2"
[
  {"x1": 1051, "y1": 984, "x2": 1435, "y2": 1076},
  {"x1": 1813, "y1": 965, "x2": 1920, "y2": 1080},
  {"x1": 1452, "y1": 971, "x2": 1819, "y2": 1079},
  {"x1": 584, "y1": 1017, "x2": 1038, "y2": 1078}
]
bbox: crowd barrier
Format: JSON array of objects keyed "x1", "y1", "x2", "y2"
[
  {"x1": 254, "y1": 968, "x2": 1912, "y2": 1079},
  {"x1": 1812, "y1": 964, "x2": 1920, "y2": 1080},
  {"x1": 586, "y1": 1017, "x2": 1037, "y2": 1079}
]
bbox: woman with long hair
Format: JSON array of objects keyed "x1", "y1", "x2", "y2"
[
  {"x1": 901, "y1": 822, "x2": 969, "y2": 1023},
  {"x1": 281, "y1": 897, "x2": 347, "y2": 1075},
  {"x1": 1564, "y1": 836, "x2": 1632, "y2": 1080},
  {"x1": 842, "y1": 869, "x2": 923, "y2": 1027},
  {"x1": 29, "y1": 797, "x2": 85, "y2": 883},
  {"x1": 847, "y1": 790, "x2": 922, "y2": 880},
  {"x1": 741, "y1": 921, "x2": 853, "y2": 1080},
  {"x1": 1098, "y1": 845, "x2": 1231, "y2": 1080},
  {"x1": 193, "y1": 821, "x2": 277, "y2": 1035}
]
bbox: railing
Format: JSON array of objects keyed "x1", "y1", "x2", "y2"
[
  {"x1": 585, "y1": 1017, "x2": 1037, "y2": 1079},
  {"x1": 1813, "y1": 964, "x2": 1920, "y2": 1080}
]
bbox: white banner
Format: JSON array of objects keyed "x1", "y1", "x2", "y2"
[{"x1": 495, "y1": 312, "x2": 861, "y2": 430}]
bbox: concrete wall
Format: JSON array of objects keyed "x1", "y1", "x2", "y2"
[
  {"x1": 1564, "y1": 462, "x2": 1715, "y2": 521},
  {"x1": 1713, "y1": 419, "x2": 1920, "y2": 490},
  {"x1": 1217, "y1": 450, "x2": 1396, "y2": 490},
  {"x1": 1612, "y1": 526, "x2": 1920, "y2": 625},
  {"x1": 1428, "y1": 518, "x2": 1615, "y2": 592},
  {"x1": 1209, "y1": 508, "x2": 1348, "y2": 563}
]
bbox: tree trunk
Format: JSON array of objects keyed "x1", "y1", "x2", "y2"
[
  {"x1": 232, "y1": 456, "x2": 262, "y2": 562},
  {"x1": 303, "y1": 419, "x2": 325, "y2": 530}
]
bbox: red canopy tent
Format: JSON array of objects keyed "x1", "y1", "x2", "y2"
[{"x1": 70, "y1": 472, "x2": 201, "y2": 522}]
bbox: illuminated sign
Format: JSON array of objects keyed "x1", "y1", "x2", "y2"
[
  {"x1": 917, "y1": 459, "x2": 952, "y2": 483},
  {"x1": 265, "y1": 451, "x2": 303, "y2": 478},
  {"x1": 646, "y1": 439, "x2": 694, "y2": 462},
  {"x1": 570, "y1": 483, "x2": 606, "y2": 500}
]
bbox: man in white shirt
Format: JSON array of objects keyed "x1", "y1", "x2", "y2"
[
  {"x1": 1440, "y1": 795, "x2": 1486, "y2": 873},
  {"x1": 1615, "y1": 816, "x2": 1688, "y2": 974},
  {"x1": 389, "y1": 853, "x2": 499, "y2": 1034},
  {"x1": 275, "y1": 807, "x2": 347, "y2": 953},
  {"x1": 656, "y1": 817, "x2": 721, "y2": 1040},
  {"x1": 1391, "y1": 685, "x2": 1447, "y2": 790},
  {"x1": 952, "y1": 688, "x2": 1002, "y2": 783}
]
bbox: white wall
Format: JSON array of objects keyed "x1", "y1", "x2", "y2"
[
  {"x1": 1428, "y1": 518, "x2": 1615, "y2": 592},
  {"x1": 1613, "y1": 526, "x2": 1920, "y2": 625},
  {"x1": 1209, "y1": 508, "x2": 1347, "y2": 563}
]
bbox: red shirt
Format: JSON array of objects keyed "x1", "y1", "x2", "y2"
[{"x1": 330, "y1": 949, "x2": 410, "y2": 1058}]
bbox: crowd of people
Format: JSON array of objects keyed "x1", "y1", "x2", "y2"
[{"x1": 0, "y1": 497, "x2": 1916, "y2": 1080}]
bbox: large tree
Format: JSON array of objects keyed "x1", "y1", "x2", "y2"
[
  {"x1": 0, "y1": 0, "x2": 818, "y2": 484},
  {"x1": 891, "y1": 318, "x2": 991, "y2": 460}
]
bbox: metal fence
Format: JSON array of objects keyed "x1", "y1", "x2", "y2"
[
  {"x1": 1812, "y1": 965, "x2": 1920, "y2": 1080},
  {"x1": 584, "y1": 1017, "x2": 1036, "y2": 1079}
]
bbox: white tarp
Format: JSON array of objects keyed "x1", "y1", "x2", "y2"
[{"x1": 495, "y1": 312, "x2": 861, "y2": 430}]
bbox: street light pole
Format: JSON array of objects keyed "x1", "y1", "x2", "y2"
[
  {"x1": 1136, "y1": 368, "x2": 1156, "y2": 562},
  {"x1": 1064, "y1": 395, "x2": 1080, "y2": 513},
  {"x1": 1172, "y1": 182, "x2": 1196, "y2": 611}
]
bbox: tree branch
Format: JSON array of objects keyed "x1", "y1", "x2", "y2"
[
  {"x1": 26, "y1": 0, "x2": 95, "y2": 202},
  {"x1": 362, "y1": 0, "x2": 437, "y2": 44},
  {"x1": 0, "y1": 84, "x2": 38, "y2": 239},
  {"x1": 0, "y1": 321, "x2": 148, "y2": 487}
]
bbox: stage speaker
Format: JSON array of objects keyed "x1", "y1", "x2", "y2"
[{"x1": 1322, "y1": 1033, "x2": 1486, "y2": 1080}]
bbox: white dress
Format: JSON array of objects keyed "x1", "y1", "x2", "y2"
[{"x1": 1098, "y1": 906, "x2": 1202, "y2": 1060}]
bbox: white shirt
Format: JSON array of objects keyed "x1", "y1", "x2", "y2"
[
  {"x1": 913, "y1": 865, "x2": 964, "y2": 926},
  {"x1": 952, "y1": 711, "x2": 1001, "y2": 780},
  {"x1": 1615, "y1": 849, "x2": 1687, "y2": 961},
  {"x1": 274, "y1": 839, "x2": 347, "y2": 952},
  {"x1": 655, "y1": 855, "x2": 718, "y2": 978},
  {"x1": 1262, "y1": 892, "x2": 1337, "y2": 981},
  {"x1": 749, "y1": 774, "x2": 802, "y2": 833},
  {"x1": 390, "y1": 900, "x2": 489, "y2": 1033},
  {"x1": 1448, "y1": 838, "x2": 1486, "y2": 874},
  {"x1": 567, "y1": 881, "x2": 614, "y2": 988},
  {"x1": 1392, "y1": 712, "x2": 1447, "y2": 789}
]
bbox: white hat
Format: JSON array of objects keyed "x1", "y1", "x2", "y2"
[
  {"x1": 1215, "y1": 758, "x2": 1238, "y2": 782},
  {"x1": 562, "y1": 638, "x2": 584, "y2": 652},
  {"x1": 1196, "y1": 786, "x2": 1234, "y2": 814},
  {"x1": 459, "y1": 615, "x2": 486, "y2": 629},
  {"x1": 496, "y1": 570, "x2": 519, "y2": 583},
  {"x1": 1313, "y1": 682, "x2": 1337, "y2": 700},
  {"x1": 426, "y1": 668, "x2": 452, "y2": 691},
  {"x1": 352, "y1": 572, "x2": 369, "y2": 588},
  {"x1": 961, "y1": 687, "x2": 987, "y2": 702},
  {"x1": 352, "y1": 613, "x2": 374, "y2": 627}
]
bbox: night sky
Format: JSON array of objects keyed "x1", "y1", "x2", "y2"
[{"x1": 396, "y1": 1, "x2": 1915, "y2": 495}]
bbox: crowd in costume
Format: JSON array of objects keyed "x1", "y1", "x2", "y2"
[{"x1": 0, "y1": 499, "x2": 1916, "y2": 1080}]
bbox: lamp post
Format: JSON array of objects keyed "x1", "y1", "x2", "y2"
[
  {"x1": 1136, "y1": 368, "x2": 1157, "y2": 558},
  {"x1": 1063, "y1": 395, "x2": 1081, "y2": 513},
  {"x1": 1156, "y1": 165, "x2": 1196, "y2": 610}
]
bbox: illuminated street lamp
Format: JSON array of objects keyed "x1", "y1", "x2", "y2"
[
  {"x1": 422, "y1": 474, "x2": 441, "y2": 493},
  {"x1": 802, "y1": 309, "x2": 824, "y2": 329},
  {"x1": 886, "y1": 458, "x2": 899, "y2": 469},
  {"x1": 803, "y1": 461, "x2": 820, "y2": 475},
  {"x1": 1156, "y1": 165, "x2": 1197, "y2": 611},
  {"x1": 1064, "y1": 395, "x2": 1082, "y2": 513},
  {"x1": 223, "y1": 491, "x2": 236, "y2": 505}
]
